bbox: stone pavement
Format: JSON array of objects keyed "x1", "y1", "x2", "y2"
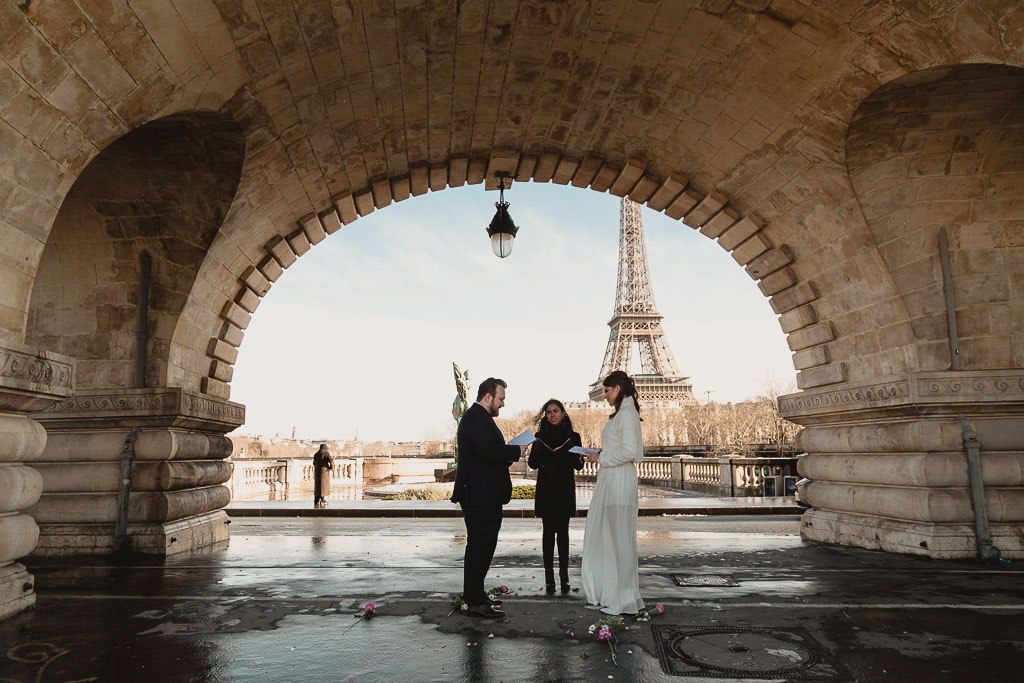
[{"x1": 2, "y1": 516, "x2": 1022, "y2": 682}]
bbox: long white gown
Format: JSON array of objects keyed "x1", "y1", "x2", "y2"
[{"x1": 581, "y1": 396, "x2": 645, "y2": 615}]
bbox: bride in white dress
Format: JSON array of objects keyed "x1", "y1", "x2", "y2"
[{"x1": 581, "y1": 370, "x2": 645, "y2": 615}]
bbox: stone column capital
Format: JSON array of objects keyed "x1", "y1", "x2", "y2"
[
  {"x1": 778, "y1": 369, "x2": 1024, "y2": 425},
  {"x1": 33, "y1": 386, "x2": 245, "y2": 433},
  {"x1": 0, "y1": 341, "x2": 75, "y2": 413}
]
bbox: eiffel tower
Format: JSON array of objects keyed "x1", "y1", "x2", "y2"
[{"x1": 588, "y1": 198, "x2": 695, "y2": 404}]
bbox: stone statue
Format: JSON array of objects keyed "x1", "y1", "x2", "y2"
[{"x1": 452, "y1": 362, "x2": 471, "y2": 425}]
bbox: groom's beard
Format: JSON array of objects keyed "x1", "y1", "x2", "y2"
[{"x1": 489, "y1": 406, "x2": 499, "y2": 417}]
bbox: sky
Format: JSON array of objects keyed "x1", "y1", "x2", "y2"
[{"x1": 228, "y1": 182, "x2": 796, "y2": 442}]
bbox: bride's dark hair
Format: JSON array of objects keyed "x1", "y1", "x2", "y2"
[{"x1": 603, "y1": 370, "x2": 640, "y2": 420}]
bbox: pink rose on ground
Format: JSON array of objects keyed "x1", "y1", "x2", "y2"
[{"x1": 655, "y1": 604, "x2": 665, "y2": 614}]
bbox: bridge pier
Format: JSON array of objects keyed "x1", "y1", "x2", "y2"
[
  {"x1": 781, "y1": 370, "x2": 1024, "y2": 559},
  {"x1": 0, "y1": 342, "x2": 74, "y2": 620},
  {"x1": 29, "y1": 387, "x2": 242, "y2": 556}
]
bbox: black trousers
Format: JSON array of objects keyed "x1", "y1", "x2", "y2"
[
  {"x1": 542, "y1": 515, "x2": 570, "y2": 581},
  {"x1": 461, "y1": 502, "x2": 503, "y2": 606}
]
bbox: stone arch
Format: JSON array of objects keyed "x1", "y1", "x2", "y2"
[
  {"x1": 25, "y1": 110, "x2": 246, "y2": 390},
  {"x1": 845, "y1": 62, "x2": 1024, "y2": 373},
  {"x1": 780, "y1": 61, "x2": 1024, "y2": 559},
  {"x1": 188, "y1": 151, "x2": 827, "y2": 401}
]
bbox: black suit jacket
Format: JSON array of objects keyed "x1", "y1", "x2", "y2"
[{"x1": 451, "y1": 402, "x2": 521, "y2": 505}]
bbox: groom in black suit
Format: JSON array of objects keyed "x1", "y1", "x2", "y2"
[{"x1": 451, "y1": 377, "x2": 525, "y2": 618}]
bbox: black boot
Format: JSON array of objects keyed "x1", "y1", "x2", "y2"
[
  {"x1": 544, "y1": 568, "x2": 556, "y2": 595},
  {"x1": 558, "y1": 522, "x2": 571, "y2": 593}
]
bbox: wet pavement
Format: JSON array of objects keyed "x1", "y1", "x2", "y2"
[{"x1": 2, "y1": 516, "x2": 1022, "y2": 682}]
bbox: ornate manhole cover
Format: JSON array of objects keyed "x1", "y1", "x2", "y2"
[
  {"x1": 671, "y1": 574, "x2": 739, "y2": 587},
  {"x1": 652, "y1": 625, "x2": 851, "y2": 680}
]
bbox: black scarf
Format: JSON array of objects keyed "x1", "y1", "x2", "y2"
[{"x1": 536, "y1": 418, "x2": 572, "y2": 448}]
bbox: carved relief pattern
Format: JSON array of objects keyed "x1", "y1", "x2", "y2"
[
  {"x1": 49, "y1": 393, "x2": 180, "y2": 413},
  {"x1": 0, "y1": 347, "x2": 73, "y2": 393},
  {"x1": 46, "y1": 391, "x2": 243, "y2": 424},
  {"x1": 918, "y1": 376, "x2": 1024, "y2": 399},
  {"x1": 184, "y1": 395, "x2": 244, "y2": 422},
  {"x1": 778, "y1": 381, "x2": 909, "y2": 414}
]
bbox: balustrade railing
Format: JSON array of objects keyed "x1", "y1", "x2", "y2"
[
  {"x1": 299, "y1": 460, "x2": 360, "y2": 483},
  {"x1": 571, "y1": 454, "x2": 799, "y2": 496},
  {"x1": 230, "y1": 458, "x2": 364, "y2": 497},
  {"x1": 683, "y1": 461, "x2": 718, "y2": 485}
]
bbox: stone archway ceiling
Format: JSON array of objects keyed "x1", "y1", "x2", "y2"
[
  {"x1": 1, "y1": 0, "x2": 1016, "y2": 396},
  {"x1": 191, "y1": 0, "x2": 1024, "y2": 399},
  {"x1": 27, "y1": 112, "x2": 245, "y2": 391},
  {"x1": 846, "y1": 63, "x2": 1024, "y2": 373}
]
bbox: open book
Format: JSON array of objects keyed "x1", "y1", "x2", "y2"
[{"x1": 508, "y1": 430, "x2": 536, "y2": 446}]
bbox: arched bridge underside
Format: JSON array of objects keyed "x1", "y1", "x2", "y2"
[{"x1": 0, "y1": 0, "x2": 1022, "y2": 619}]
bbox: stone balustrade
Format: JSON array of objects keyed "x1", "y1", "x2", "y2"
[
  {"x1": 683, "y1": 460, "x2": 720, "y2": 486},
  {"x1": 573, "y1": 454, "x2": 800, "y2": 496},
  {"x1": 229, "y1": 458, "x2": 364, "y2": 498}
]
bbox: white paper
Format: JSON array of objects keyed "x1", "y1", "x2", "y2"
[
  {"x1": 508, "y1": 430, "x2": 536, "y2": 446},
  {"x1": 569, "y1": 446, "x2": 600, "y2": 455}
]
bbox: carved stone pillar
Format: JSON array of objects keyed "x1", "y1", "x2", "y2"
[
  {"x1": 30, "y1": 387, "x2": 243, "y2": 556},
  {"x1": 780, "y1": 370, "x2": 1024, "y2": 559},
  {"x1": 0, "y1": 342, "x2": 74, "y2": 620}
]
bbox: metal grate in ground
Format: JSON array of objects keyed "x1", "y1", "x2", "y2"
[
  {"x1": 671, "y1": 574, "x2": 740, "y2": 587},
  {"x1": 652, "y1": 625, "x2": 851, "y2": 680}
]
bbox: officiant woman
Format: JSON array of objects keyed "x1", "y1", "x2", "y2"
[{"x1": 528, "y1": 399, "x2": 584, "y2": 594}]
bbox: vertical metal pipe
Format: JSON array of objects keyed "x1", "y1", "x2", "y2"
[
  {"x1": 135, "y1": 250, "x2": 151, "y2": 388},
  {"x1": 114, "y1": 427, "x2": 139, "y2": 550},
  {"x1": 938, "y1": 227, "x2": 961, "y2": 370},
  {"x1": 957, "y1": 414, "x2": 999, "y2": 560}
]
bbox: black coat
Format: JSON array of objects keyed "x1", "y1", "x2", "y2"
[
  {"x1": 528, "y1": 430, "x2": 583, "y2": 518},
  {"x1": 451, "y1": 402, "x2": 521, "y2": 505}
]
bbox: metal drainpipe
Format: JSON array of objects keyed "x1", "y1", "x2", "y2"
[
  {"x1": 957, "y1": 414, "x2": 999, "y2": 560},
  {"x1": 114, "y1": 427, "x2": 139, "y2": 550},
  {"x1": 939, "y1": 229, "x2": 999, "y2": 560},
  {"x1": 938, "y1": 227, "x2": 961, "y2": 370},
  {"x1": 135, "y1": 250, "x2": 151, "y2": 388},
  {"x1": 117, "y1": 251, "x2": 151, "y2": 550}
]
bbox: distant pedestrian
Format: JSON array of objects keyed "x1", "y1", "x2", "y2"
[
  {"x1": 313, "y1": 443, "x2": 333, "y2": 506},
  {"x1": 528, "y1": 399, "x2": 583, "y2": 594}
]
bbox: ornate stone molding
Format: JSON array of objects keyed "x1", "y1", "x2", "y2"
[
  {"x1": 779, "y1": 370, "x2": 1024, "y2": 425},
  {"x1": 917, "y1": 375, "x2": 1024, "y2": 399},
  {"x1": 0, "y1": 342, "x2": 75, "y2": 413},
  {"x1": 779, "y1": 380, "x2": 909, "y2": 414},
  {"x1": 34, "y1": 387, "x2": 245, "y2": 433}
]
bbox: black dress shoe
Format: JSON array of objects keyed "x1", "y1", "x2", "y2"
[
  {"x1": 560, "y1": 582, "x2": 571, "y2": 593},
  {"x1": 466, "y1": 604, "x2": 504, "y2": 619},
  {"x1": 545, "y1": 584, "x2": 556, "y2": 595}
]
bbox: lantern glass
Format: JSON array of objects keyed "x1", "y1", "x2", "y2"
[{"x1": 490, "y1": 232, "x2": 514, "y2": 258}]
